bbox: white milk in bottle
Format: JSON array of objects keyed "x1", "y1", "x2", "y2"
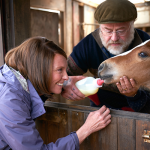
[{"x1": 75, "y1": 77, "x2": 104, "y2": 97}]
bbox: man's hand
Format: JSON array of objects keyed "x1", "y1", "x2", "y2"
[
  {"x1": 61, "y1": 76, "x2": 86, "y2": 101},
  {"x1": 116, "y1": 76, "x2": 138, "y2": 97}
]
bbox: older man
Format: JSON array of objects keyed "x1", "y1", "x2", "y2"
[{"x1": 62, "y1": 0, "x2": 150, "y2": 113}]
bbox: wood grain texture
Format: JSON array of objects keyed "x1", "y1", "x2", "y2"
[
  {"x1": 13, "y1": 0, "x2": 30, "y2": 46},
  {"x1": 73, "y1": 1, "x2": 80, "y2": 47},
  {"x1": 30, "y1": 0, "x2": 65, "y2": 12},
  {"x1": 35, "y1": 102, "x2": 150, "y2": 149},
  {"x1": 136, "y1": 120, "x2": 150, "y2": 150},
  {"x1": 118, "y1": 118, "x2": 136, "y2": 150},
  {"x1": 31, "y1": 9, "x2": 59, "y2": 45}
]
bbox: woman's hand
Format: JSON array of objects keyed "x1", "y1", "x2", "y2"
[
  {"x1": 116, "y1": 76, "x2": 138, "y2": 97},
  {"x1": 61, "y1": 76, "x2": 86, "y2": 101},
  {"x1": 76, "y1": 105, "x2": 111, "y2": 144}
]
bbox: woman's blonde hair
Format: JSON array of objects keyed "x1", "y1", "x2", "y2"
[{"x1": 5, "y1": 36, "x2": 67, "y2": 97}]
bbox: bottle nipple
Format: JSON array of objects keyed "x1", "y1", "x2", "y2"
[{"x1": 97, "y1": 79, "x2": 104, "y2": 86}]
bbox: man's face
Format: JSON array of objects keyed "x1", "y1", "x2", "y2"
[{"x1": 100, "y1": 21, "x2": 134, "y2": 55}]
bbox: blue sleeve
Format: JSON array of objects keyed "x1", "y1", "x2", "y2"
[
  {"x1": 45, "y1": 132, "x2": 79, "y2": 150},
  {"x1": 0, "y1": 87, "x2": 79, "y2": 150},
  {"x1": 126, "y1": 90, "x2": 150, "y2": 113}
]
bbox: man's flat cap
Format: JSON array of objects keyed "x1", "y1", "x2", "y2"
[{"x1": 94, "y1": 0, "x2": 137, "y2": 24}]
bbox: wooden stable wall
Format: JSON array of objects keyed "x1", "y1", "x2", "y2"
[
  {"x1": 0, "y1": 0, "x2": 4, "y2": 66},
  {"x1": 2, "y1": 0, "x2": 30, "y2": 52},
  {"x1": 36, "y1": 101, "x2": 150, "y2": 150},
  {"x1": 2, "y1": 0, "x2": 150, "y2": 58},
  {"x1": 135, "y1": 2, "x2": 150, "y2": 35},
  {"x1": 30, "y1": 0, "x2": 73, "y2": 56},
  {"x1": 30, "y1": 0, "x2": 98, "y2": 56},
  {"x1": 30, "y1": 9, "x2": 59, "y2": 45}
]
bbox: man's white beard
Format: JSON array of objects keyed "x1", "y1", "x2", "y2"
[{"x1": 100, "y1": 26, "x2": 135, "y2": 55}]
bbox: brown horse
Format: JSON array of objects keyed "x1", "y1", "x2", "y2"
[{"x1": 98, "y1": 39, "x2": 150, "y2": 91}]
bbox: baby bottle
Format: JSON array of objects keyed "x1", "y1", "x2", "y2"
[{"x1": 75, "y1": 77, "x2": 104, "y2": 97}]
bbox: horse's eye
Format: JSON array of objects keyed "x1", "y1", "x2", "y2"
[{"x1": 138, "y1": 52, "x2": 148, "y2": 58}]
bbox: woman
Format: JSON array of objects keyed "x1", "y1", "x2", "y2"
[{"x1": 0, "y1": 36, "x2": 111, "y2": 150}]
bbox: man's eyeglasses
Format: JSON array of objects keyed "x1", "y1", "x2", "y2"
[{"x1": 100, "y1": 24, "x2": 131, "y2": 37}]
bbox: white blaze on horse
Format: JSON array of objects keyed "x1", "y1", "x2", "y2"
[{"x1": 98, "y1": 39, "x2": 150, "y2": 91}]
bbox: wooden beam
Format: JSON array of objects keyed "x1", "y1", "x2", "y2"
[
  {"x1": 73, "y1": 1, "x2": 80, "y2": 47},
  {"x1": 30, "y1": 0, "x2": 65, "y2": 12},
  {"x1": 83, "y1": 5, "x2": 96, "y2": 37},
  {"x1": 73, "y1": 0, "x2": 98, "y2": 8},
  {"x1": 2, "y1": 0, "x2": 15, "y2": 52},
  {"x1": 31, "y1": 9, "x2": 59, "y2": 45},
  {"x1": 65, "y1": 0, "x2": 73, "y2": 56},
  {"x1": 0, "y1": 1, "x2": 4, "y2": 66},
  {"x1": 59, "y1": 12, "x2": 64, "y2": 49},
  {"x1": 2, "y1": 0, "x2": 30, "y2": 52},
  {"x1": 36, "y1": 101, "x2": 150, "y2": 149},
  {"x1": 135, "y1": 2, "x2": 150, "y2": 7},
  {"x1": 13, "y1": 0, "x2": 30, "y2": 46}
]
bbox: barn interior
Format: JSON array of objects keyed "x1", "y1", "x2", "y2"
[{"x1": 1, "y1": 1, "x2": 150, "y2": 149}]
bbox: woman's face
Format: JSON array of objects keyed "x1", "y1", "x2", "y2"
[{"x1": 49, "y1": 54, "x2": 68, "y2": 94}]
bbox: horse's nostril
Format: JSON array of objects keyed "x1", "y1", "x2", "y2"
[{"x1": 98, "y1": 63, "x2": 105, "y2": 72}]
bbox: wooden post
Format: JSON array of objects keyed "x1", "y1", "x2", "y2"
[
  {"x1": 65, "y1": 0, "x2": 73, "y2": 56},
  {"x1": 73, "y1": 1, "x2": 80, "y2": 47},
  {"x1": 13, "y1": 0, "x2": 30, "y2": 46},
  {"x1": 2, "y1": 0, "x2": 30, "y2": 52},
  {"x1": 0, "y1": 0, "x2": 4, "y2": 66}
]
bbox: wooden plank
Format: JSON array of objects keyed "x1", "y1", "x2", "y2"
[
  {"x1": 73, "y1": 1, "x2": 80, "y2": 47},
  {"x1": 72, "y1": 111, "x2": 85, "y2": 150},
  {"x1": 30, "y1": 0, "x2": 65, "y2": 12},
  {"x1": 2, "y1": 0, "x2": 30, "y2": 52},
  {"x1": 83, "y1": 5, "x2": 96, "y2": 37},
  {"x1": 97, "y1": 117, "x2": 117, "y2": 150},
  {"x1": 13, "y1": 0, "x2": 30, "y2": 46},
  {"x1": 35, "y1": 119, "x2": 47, "y2": 144},
  {"x1": 45, "y1": 101, "x2": 150, "y2": 122},
  {"x1": 46, "y1": 107, "x2": 59, "y2": 144},
  {"x1": 136, "y1": 120, "x2": 150, "y2": 150},
  {"x1": 135, "y1": 2, "x2": 150, "y2": 7},
  {"x1": 74, "y1": 0, "x2": 98, "y2": 8},
  {"x1": 80, "y1": 112, "x2": 90, "y2": 150},
  {"x1": 65, "y1": 0, "x2": 72, "y2": 56},
  {"x1": 2, "y1": 0, "x2": 15, "y2": 52},
  {"x1": 79, "y1": 5, "x2": 84, "y2": 40},
  {"x1": 58, "y1": 109, "x2": 69, "y2": 138},
  {"x1": 36, "y1": 102, "x2": 150, "y2": 149},
  {"x1": 85, "y1": 131, "x2": 101, "y2": 150},
  {"x1": 0, "y1": 1, "x2": 4, "y2": 66},
  {"x1": 83, "y1": 116, "x2": 117, "y2": 150},
  {"x1": 59, "y1": 12, "x2": 64, "y2": 49},
  {"x1": 31, "y1": 9, "x2": 59, "y2": 45},
  {"x1": 118, "y1": 118, "x2": 136, "y2": 150},
  {"x1": 134, "y1": 6, "x2": 150, "y2": 28}
]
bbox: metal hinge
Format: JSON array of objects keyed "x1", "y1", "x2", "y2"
[{"x1": 142, "y1": 130, "x2": 150, "y2": 143}]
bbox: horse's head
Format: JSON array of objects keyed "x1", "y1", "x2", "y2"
[{"x1": 98, "y1": 39, "x2": 150, "y2": 91}]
